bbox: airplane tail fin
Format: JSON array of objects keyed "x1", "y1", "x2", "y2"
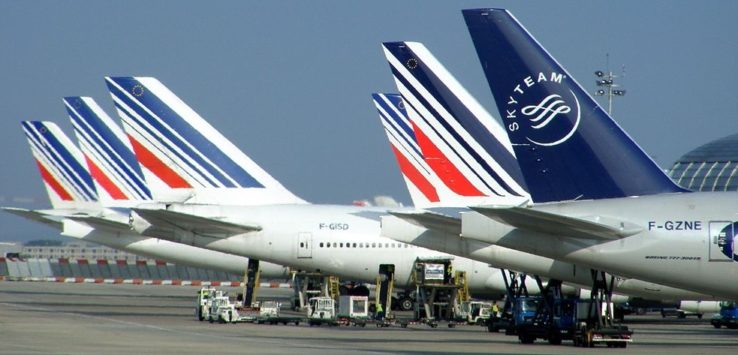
[
  {"x1": 373, "y1": 93, "x2": 440, "y2": 208},
  {"x1": 380, "y1": 41, "x2": 528, "y2": 207},
  {"x1": 21, "y1": 121, "x2": 98, "y2": 210},
  {"x1": 104, "y1": 76, "x2": 305, "y2": 205},
  {"x1": 64, "y1": 96, "x2": 152, "y2": 205},
  {"x1": 463, "y1": 9, "x2": 685, "y2": 202}
]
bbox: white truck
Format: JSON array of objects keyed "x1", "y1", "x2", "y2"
[
  {"x1": 195, "y1": 287, "x2": 220, "y2": 321},
  {"x1": 337, "y1": 295, "x2": 370, "y2": 326},
  {"x1": 307, "y1": 297, "x2": 337, "y2": 326}
]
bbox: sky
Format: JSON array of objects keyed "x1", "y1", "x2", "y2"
[{"x1": 0, "y1": 1, "x2": 736, "y2": 242}]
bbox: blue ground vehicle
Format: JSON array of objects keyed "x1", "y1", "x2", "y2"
[{"x1": 711, "y1": 301, "x2": 738, "y2": 329}]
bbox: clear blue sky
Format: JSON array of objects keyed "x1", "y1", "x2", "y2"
[{"x1": 1, "y1": 1, "x2": 736, "y2": 242}]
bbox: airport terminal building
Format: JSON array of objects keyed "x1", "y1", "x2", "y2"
[{"x1": 668, "y1": 133, "x2": 738, "y2": 191}]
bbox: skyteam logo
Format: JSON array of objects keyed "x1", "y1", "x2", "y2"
[
  {"x1": 504, "y1": 72, "x2": 580, "y2": 147},
  {"x1": 719, "y1": 222, "x2": 738, "y2": 262}
]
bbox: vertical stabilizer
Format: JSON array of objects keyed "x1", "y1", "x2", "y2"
[
  {"x1": 65, "y1": 96, "x2": 152, "y2": 206},
  {"x1": 463, "y1": 9, "x2": 685, "y2": 202},
  {"x1": 21, "y1": 121, "x2": 98, "y2": 210},
  {"x1": 104, "y1": 76, "x2": 306, "y2": 205}
]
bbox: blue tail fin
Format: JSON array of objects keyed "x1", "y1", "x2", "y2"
[{"x1": 463, "y1": 9, "x2": 685, "y2": 202}]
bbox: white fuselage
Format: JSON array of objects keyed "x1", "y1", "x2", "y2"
[
  {"x1": 32, "y1": 208, "x2": 289, "y2": 278},
  {"x1": 135, "y1": 203, "x2": 537, "y2": 297},
  {"x1": 381, "y1": 215, "x2": 713, "y2": 301},
  {"x1": 462, "y1": 192, "x2": 738, "y2": 300}
]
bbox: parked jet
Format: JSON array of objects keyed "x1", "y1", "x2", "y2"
[
  {"x1": 110, "y1": 76, "x2": 539, "y2": 298},
  {"x1": 459, "y1": 8, "x2": 738, "y2": 299},
  {"x1": 374, "y1": 75, "x2": 708, "y2": 301},
  {"x1": 4, "y1": 117, "x2": 288, "y2": 277}
]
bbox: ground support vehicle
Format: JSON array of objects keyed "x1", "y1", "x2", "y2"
[
  {"x1": 307, "y1": 296, "x2": 339, "y2": 326},
  {"x1": 409, "y1": 257, "x2": 471, "y2": 328},
  {"x1": 254, "y1": 300, "x2": 302, "y2": 325},
  {"x1": 711, "y1": 301, "x2": 738, "y2": 329},
  {"x1": 195, "y1": 287, "x2": 222, "y2": 321},
  {"x1": 459, "y1": 301, "x2": 492, "y2": 325}
]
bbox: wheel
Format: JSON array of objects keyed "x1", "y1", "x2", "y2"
[
  {"x1": 294, "y1": 321, "x2": 300, "y2": 326},
  {"x1": 698, "y1": 314, "x2": 703, "y2": 319},
  {"x1": 518, "y1": 333, "x2": 535, "y2": 344},
  {"x1": 399, "y1": 297, "x2": 414, "y2": 311},
  {"x1": 713, "y1": 323, "x2": 721, "y2": 329},
  {"x1": 548, "y1": 336, "x2": 562, "y2": 345},
  {"x1": 448, "y1": 323, "x2": 455, "y2": 328}
]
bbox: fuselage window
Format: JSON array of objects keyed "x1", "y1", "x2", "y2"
[
  {"x1": 327, "y1": 243, "x2": 331, "y2": 248},
  {"x1": 353, "y1": 243, "x2": 357, "y2": 248},
  {"x1": 340, "y1": 243, "x2": 344, "y2": 248},
  {"x1": 371, "y1": 243, "x2": 376, "y2": 248},
  {"x1": 319, "y1": 242, "x2": 324, "y2": 248},
  {"x1": 385, "y1": 243, "x2": 389, "y2": 248},
  {"x1": 378, "y1": 243, "x2": 382, "y2": 248},
  {"x1": 300, "y1": 242, "x2": 304, "y2": 248},
  {"x1": 333, "y1": 243, "x2": 337, "y2": 248}
]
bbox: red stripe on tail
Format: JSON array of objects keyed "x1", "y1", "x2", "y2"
[
  {"x1": 35, "y1": 160, "x2": 74, "y2": 200},
  {"x1": 85, "y1": 156, "x2": 127, "y2": 200},
  {"x1": 127, "y1": 135, "x2": 191, "y2": 188},
  {"x1": 412, "y1": 123, "x2": 486, "y2": 197},
  {"x1": 390, "y1": 145, "x2": 439, "y2": 202}
]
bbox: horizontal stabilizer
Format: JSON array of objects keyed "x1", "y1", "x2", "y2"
[
  {"x1": 1, "y1": 207, "x2": 63, "y2": 229},
  {"x1": 389, "y1": 210, "x2": 461, "y2": 235},
  {"x1": 470, "y1": 205, "x2": 642, "y2": 240},
  {"x1": 65, "y1": 215, "x2": 131, "y2": 232},
  {"x1": 132, "y1": 208, "x2": 261, "y2": 237}
]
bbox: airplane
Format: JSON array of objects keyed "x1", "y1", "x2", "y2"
[
  {"x1": 457, "y1": 8, "x2": 738, "y2": 299},
  {"x1": 4, "y1": 116, "x2": 288, "y2": 277},
  {"x1": 109, "y1": 76, "x2": 542, "y2": 301},
  {"x1": 373, "y1": 62, "x2": 710, "y2": 302}
]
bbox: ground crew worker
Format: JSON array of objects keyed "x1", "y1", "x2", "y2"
[
  {"x1": 492, "y1": 301, "x2": 500, "y2": 318},
  {"x1": 376, "y1": 302, "x2": 384, "y2": 320}
]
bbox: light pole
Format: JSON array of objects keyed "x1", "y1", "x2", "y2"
[{"x1": 594, "y1": 57, "x2": 626, "y2": 116}]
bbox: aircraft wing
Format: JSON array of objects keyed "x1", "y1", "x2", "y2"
[
  {"x1": 132, "y1": 208, "x2": 261, "y2": 238},
  {"x1": 1, "y1": 207, "x2": 63, "y2": 229},
  {"x1": 470, "y1": 205, "x2": 642, "y2": 240},
  {"x1": 389, "y1": 210, "x2": 461, "y2": 235},
  {"x1": 65, "y1": 215, "x2": 131, "y2": 232}
]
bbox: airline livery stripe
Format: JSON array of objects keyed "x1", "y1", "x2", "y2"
[
  {"x1": 23, "y1": 123, "x2": 96, "y2": 200},
  {"x1": 72, "y1": 120, "x2": 149, "y2": 200},
  {"x1": 68, "y1": 103, "x2": 151, "y2": 199},
  {"x1": 392, "y1": 69, "x2": 518, "y2": 196},
  {"x1": 381, "y1": 118, "x2": 432, "y2": 176},
  {"x1": 374, "y1": 95, "x2": 416, "y2": 143},
  {"x1": 35, "y1": 160, "x2": 73, "y2": 201},
  {"x1": 411, "y1": 121, "x2": 487, "y2": 197},
  {"x1": 377, "y1": 106, "x2": 422, "y2": 159},
  {"x1": 391, "y1": 45, "x2": 525, "y2": 190},
  {"x1": 107, "y1": 78, "x2": 263, "y2": 188},
  {"x1": 85, "y1": 155, "x2": 127, "y2": 200},
  {"x1": 110, "y1": 89, "x2": 223, "y2": 187},
  {"x1": 390, "y1": 145, "x2": 439, "y2": 202},
  {"x1": 127, "y1": 135, "x2": 192, "y2": 188},
  {"x1": 397, "y1": 92, "x2": 500, "y2": 197}
]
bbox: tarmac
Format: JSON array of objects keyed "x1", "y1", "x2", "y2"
[{"x1": 1, "y1": 282, "x2": 736, "y2": 354}]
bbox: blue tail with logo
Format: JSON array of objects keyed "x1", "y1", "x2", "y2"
[{"x1": 462, "y1": 9, "x2": 686, "y2": 202}]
